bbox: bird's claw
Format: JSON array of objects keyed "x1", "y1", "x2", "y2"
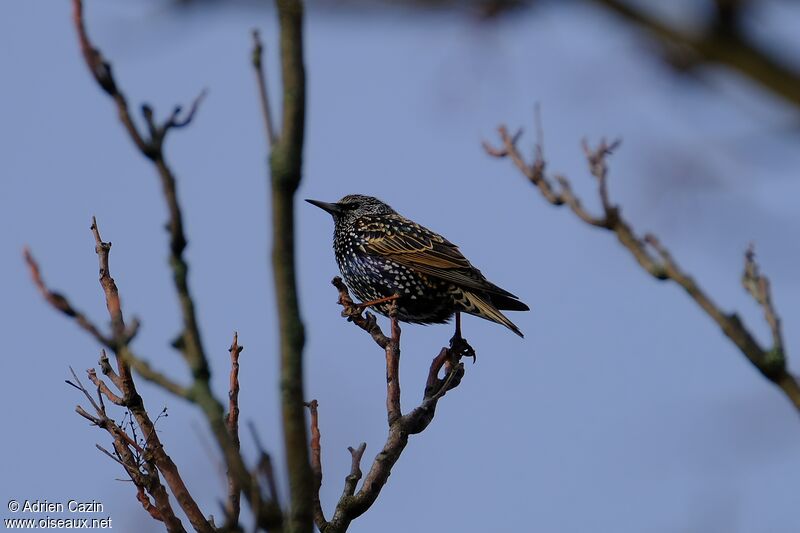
[{"x1": 449, "y1": 334, "x2": 476, "y2": 364}]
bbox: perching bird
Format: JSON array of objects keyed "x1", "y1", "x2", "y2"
[{"x1": 306, "y1": 194, "x2": 529, "y2": 337}]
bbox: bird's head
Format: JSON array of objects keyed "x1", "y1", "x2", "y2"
[{"x1": 305, "y1": 194, "x2": 395, "y2": 222}]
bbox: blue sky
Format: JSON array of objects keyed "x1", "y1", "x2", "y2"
[{"x1": 2, "y1": 1, "x2": 800, "y2": 532}]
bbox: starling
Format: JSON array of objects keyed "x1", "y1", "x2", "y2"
[{"x1": 306, "y1": 194, "x2": 529, "y2": 337}]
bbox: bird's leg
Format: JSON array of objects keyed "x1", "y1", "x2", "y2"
[
  {"x1": 357, "y1": 294, "x2": 401, "y2": 311},
  {"x1": 449, "y1": 311, "x2": 476, "y2": 364}
]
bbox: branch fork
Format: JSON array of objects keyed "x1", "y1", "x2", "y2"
[
  {"x1": 303, "y1": 278, "x2": 469, "y2": 532},
  {"x1": 484, "y1": 112, "x2": 799, "y2": 411}
]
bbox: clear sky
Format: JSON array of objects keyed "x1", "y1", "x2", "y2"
[{"x1": 2, "y1": 1, "x2": 800, "y2": 532}]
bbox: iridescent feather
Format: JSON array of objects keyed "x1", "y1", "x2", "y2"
[{"x1": 307, "y1": 194, "x2": 529, "y2": 337}]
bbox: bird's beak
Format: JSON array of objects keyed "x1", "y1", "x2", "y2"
[{"x1": 305, "y1": 199, "x2": 342, "y2": 215}]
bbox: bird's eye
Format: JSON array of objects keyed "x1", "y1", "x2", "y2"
[{"x1": 344, "y1": 202, "x2": 360, "y2": 210}]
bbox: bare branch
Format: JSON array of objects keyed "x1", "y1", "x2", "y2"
[
  {"x1": 317, "y1": 281, "x2": 467, "y2": 532},
  {"x1": 23, "y1": 248, "x2": 112, "y2": 347},
  {"x1": 87, "y1": 368, "x2": 125, "y2": 406},
  {"x1": 485, "y1": 117, "x2": 800, "y2": 412},
  {"x1": 163, "y1": 90, "x2": 208, "y2": 132},
  {"x1": 305, "y1": 400, "x2": 327, "y2": 531},
  {"x1": 256, "y1": 1, "x2": 312, "y2": 531},
  {"x1": 72, "y1": 0, "x2": 148, "y2": 153},
  {"x1": 98, "y1": 349, "x2": 122, "y2": 390},
  {"x1": 483, "y1": 126, "x2": 609, "y2": 226},
  {"x1": 26, "y1": 240, "x2": 189, "y2": 399},
  {"x1": 68, "y1": 1, "x2": 282, "y2": 527},
  {"x1": 90, "y1": 216, "x2": 124, "y2": 338},
  {"x1": 90, "y1": 218, "x2": 191, "y2": 394},
  {"x1": 95, "y1": 444, "x2": 126, "y2": 467},
  {"x1": 225, "y1": 332, "x2": 244, "y2": 529},
  {"x1": 67, "y1": 367, "x2": 185, "y2": 532},
  {"x1": 385, "y1": 308, "x2": 402, "y2": 427},
  {"x1": 248, "y1": 421, "x2": 282, "y2": 506},
  {"x1": 743, "y1": 246, "x2": 785, "y2": 358},
  {"x1": 251, "y1": 30, "x2": 277, "y2": 147},
  {"x1": 342, "y1": 443, "x2": 366, "y2": 500},
  {"x1": 581, "y1": 138, "x2": 621, "y2": 219},
  {"x1": 135, "y1": 485, "x2": 165, "y2": 524},
  {"x1": 587, "y1": 0, "x2": 800, "y2": 110},
  {"x1": 53, "y1": 217, "x2": 208, "y2": 532}
]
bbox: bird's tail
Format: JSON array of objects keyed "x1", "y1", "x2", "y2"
[
  {"x1": 463, "y1": 291, "x2": 524, "y2": 338},
  {"x1": 488, "y1": 292, "x2": 530, "y2": 312}
]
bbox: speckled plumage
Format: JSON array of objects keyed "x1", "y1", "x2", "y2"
[{"x1": 306, "y1": 194, "x2": 529, "y2": 337}]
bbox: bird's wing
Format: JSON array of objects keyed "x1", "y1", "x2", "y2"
[{"x1": 357, "y1": 215, "x2": 519, "y2": 298}]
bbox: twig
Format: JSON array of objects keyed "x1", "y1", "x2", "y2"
[
  {"x1": 95, "y1": 444, "x2": 126, "y2": 467},
  {"x1": 67, "y1": 367, "x2": 184, "y2": 532},
  {"x1": 743, "y1": 246, "x2": 784, "y2": 359},
  {"x1": 90, "y1": 216, "x2": 124, "y2": 339},
  {"x1": 72, "y1": 0, "x2": 148, "y2": 153},
  {"x1": 191, "y1": 421, "x2": 228, "y2": 487},
  {"x1": 144, "y1": 89, "x2": 208, "y2": 141},
  {"x1": 25, "y1": 244, "x2": 189, "y2": 398},
  {"x1": 68, "y1": 367, "x2": 142, "y2": 453},
  {"x1": 332, "y1": 277, "x2": 403, "y2": 423},
  {"x1": 304, "y1": 400, "x2": 327, "y2": 530},
  {"x1": 484, "y1": 117, "x2": 800, "y2": 412},
  {"x1": 385, "y1": 306, "x2": 402, "y2": 427},
  {"x1": 135, "y1": 485, "x2": 165, "y2": 523},
  {"x1": 98, "y1": 349, "x2": 122, "y2": 390},
  {"x1": 87, "y1": 368, "x2": 125, "y2": 406},
  {"x1": 53, "y1": 214, "x2": 209, "y2": 532},
  {"x1": 248, "y1": 421, "x2": 281, "y2": 506},
  {"x1": 251, "y1": 30, "x2": 277, "y2": 147},
  {"x1": 342, "y1": 443, "x2": 366, "y2": 500},
  {"x1": 23, "y1": 248, "x2": 111, "y2": 346},
  {"x1": 225, "y1": 332, "x2": 244, "y2": 529}
]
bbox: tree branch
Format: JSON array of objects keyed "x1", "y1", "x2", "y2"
[
  {"x1": 253, "y1": 1, "x2": 312, "y2": 531},
  {"x1": 66, "y1": 367, "x2": 186, "y2": 532},
  {"x1": 385, "y1": 306, "x2": 402, "y2": 427},
  {"x1": 304, "y1": 400, "x2": 327, "y2": 531},
  {"x1": 87, "y1": 367, "x2": 125, "y2": 406},
  {"x1": 69, "y1": 2, "x2": 282, "y2": 528},
  {"x1": 225, "y1": 333, "x2": 244, "y2": 529},
  {"x1": 86, "y1": 219, "x2": 214, "y2": 533},
  {"x1": 72, "y1": 0, "x2": 148, "y2": 153},
  {"x1": 248, "y1": 420, "x2": 282, "y2": 507},
  {"x1": 484, "y1": 118, "x2": 800, "y2": 412},
  {"x1": 586, "y1": 0, "x2": 800, "y2": 111},
  {"x1": 341, "y1": 443, "x2": 366, "y2": 502},
  {"x1": 314, "y1": 279, "x2": 467, "y2": 532},
  {"x1": 25, "y1": 247, "x2": 192, "y2": 401},
  {"x1": 743, "y1": 245, "x2": 784, "y2": 359},
  {"x1": 23, "y1": 247, "x2": 112, "y2": 347},
  {"x1": 251, "y1": 30, "x2": 278, "y2": 147}
]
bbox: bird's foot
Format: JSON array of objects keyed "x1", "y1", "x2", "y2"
[
  {"x1": 339, "y1": 296, "x2": 399, "y2": 320},
  {"x1": 449, "y1": 311, "x2": 476, "y2": 363},
  {"x1": 449, "y1": 332, "x2": 476, "y2": 364}
]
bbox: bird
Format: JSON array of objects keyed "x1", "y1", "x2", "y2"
[{"x1": 306, "y1": 194, "x2": 529, "y2": 338}]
